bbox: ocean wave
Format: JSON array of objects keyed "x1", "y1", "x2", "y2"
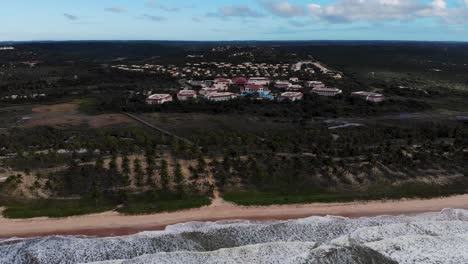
[{"x1": 1, "y1": 208, "x2": 468, "y2": 264}]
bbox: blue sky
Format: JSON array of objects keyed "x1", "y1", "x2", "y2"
[{"x1": 1, "y1": 0, "x2": 467, "y2": 41}]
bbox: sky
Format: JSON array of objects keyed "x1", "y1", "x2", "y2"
[{"x1": 1, "y1": 0, "x2": 468, "y2": 41}]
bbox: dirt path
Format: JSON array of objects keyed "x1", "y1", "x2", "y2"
[{"x1": 1, "y1": 194, "x2": 468, "y2": 238}]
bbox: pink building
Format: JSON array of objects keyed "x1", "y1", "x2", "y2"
[
  {"x1": 279, "y1": 92, "x2": 303, "y2": 101},
  {"x1": 312, "y1": 87, "x2": 342, "y2": 97},
  {"x1": 177, "y1": 90, "x2": 197, "y2": 101},
  {"x1": 146, "y1": 94, "x2": 173, "y2": 105}
]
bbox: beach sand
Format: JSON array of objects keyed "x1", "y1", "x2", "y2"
[{"x1": 1, "y1": 194, "x2": 467, "y2": 238}]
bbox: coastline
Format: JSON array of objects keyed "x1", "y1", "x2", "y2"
[{"x1": 1, "y1": 194, "x2": 468, "y2": 239}]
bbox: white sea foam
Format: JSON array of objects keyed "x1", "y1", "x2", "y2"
[{"x1": 1, "y1": 209, "x2": 468, "y2": 264}]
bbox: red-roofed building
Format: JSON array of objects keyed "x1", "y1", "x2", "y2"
[
  {"x1": 232, "y1": 77, "x2": 248, "y2": 85},
  {"x1": 213, "y1": 78, "x2": 231, "y2": 91}
]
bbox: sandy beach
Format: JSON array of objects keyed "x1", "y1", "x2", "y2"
[{"x1": 1, "y1": 194, "x2": 468, "y2": 239}]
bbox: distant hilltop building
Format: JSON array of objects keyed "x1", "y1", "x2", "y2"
[
  {"x1": 312, "y1": 87, "x2": 343, "y2": 97},
  {"x1": 279, "y1": 92, "x2": 303, "y2": 102},
  {"x1": 0, "y1": 46, "x2": 14, "y2": 51},
  {"x1": 146, "y1": 94, "x2": 173, "y2": 105},
  {"x1": 352, "y1": 91, "x2": 385, "y2": 103},
  {"x1": 177, "y1": 90, "x2": 197, "y2": 101}
]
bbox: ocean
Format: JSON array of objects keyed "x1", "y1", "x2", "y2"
[{"x1": 1, "y1": 208, "x2": 468, "y2": 264}]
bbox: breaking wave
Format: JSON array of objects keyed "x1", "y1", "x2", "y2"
[{"x1": 1, "y1": 208, "x2": 468, "y2": 264}]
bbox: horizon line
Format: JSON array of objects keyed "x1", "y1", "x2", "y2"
[{"x1": 1, "y1": 39, "x2": 468, "y2": 44}]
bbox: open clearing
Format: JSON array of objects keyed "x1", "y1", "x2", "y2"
[{"x1": 20, "y1": 103, "x2": 136, "y2": 128}]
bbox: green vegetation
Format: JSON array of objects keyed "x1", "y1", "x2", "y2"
[
  {"x1": 1, "y1": 41, "x2": 467, "y2": 219},
  {"x1": 223, "y1": 181, "x2": 468, "y2": 206},
  {"x1": 1, "y1": 198, "x2": 115, "y2": 219}
]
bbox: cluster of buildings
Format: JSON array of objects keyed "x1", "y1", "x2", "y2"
[
  {"x1": 112, "y1": 61, "x2": 315, "y2": 79},
  {"x1": 145, "y1": 76, "x2": 384, "y2": 105},
  {"x1": 0, "y1": 46, "x2": 14, "y2": 51}
]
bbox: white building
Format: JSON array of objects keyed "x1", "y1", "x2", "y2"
[
  {"x1": 146, "y1": 94, "x2": 173, "y2": 105},
  {"x1": 200, "y1": 87, "x2": 220, "y2": 96},
  {"x1": 275, "y1": 81, "x2": 291, "y2": 89},
  {"x1": 177, "y1": 90, "x2": 197, "y2": 101},
  {"x1": 206, "y1": 92, "x2": 237, "y2": 102},
  {"x1": 352, "y1": 91, "x2": 385, "y2": 103},
  {"x1": 312, "y1": 87, "x2": 343, "y2": 97},
  {"x1": 247, "y1": 77, "x2": 270, "y2": 86},
  {"x1": 287, "y1": 85, "x2": 303, "y2": 91},
  {"x1": 242, "y1": 84, "x2": 269, "y2": 93},
  {"x1": 305, "y1": 81, "x2": 326, "y2": 89},
  {"x1": 279, "y1": 92, "x2": 303, "y2": 102}
]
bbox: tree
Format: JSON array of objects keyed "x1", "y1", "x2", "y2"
[
  {"x1": 146, "y1": 151, "x2": 156, "y2": 187},
  {"x1": 173, "y1": 162, "x2": 185, "y2": 196},
  {"x1": 160, "y1": 159, "x2": 170, "y2": 191},
  {"x1": 121, "y1": 154, "x2": 131, "y2": 186},
  {"x1": 134, "y1": 158, "x2": 144, "y2": 187}
]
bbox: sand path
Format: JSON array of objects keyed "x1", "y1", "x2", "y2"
[{"x1": 1, "y1": 194, "x2": 468, "y2": 238}]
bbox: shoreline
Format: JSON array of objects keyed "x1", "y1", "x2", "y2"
[{"x1": 1, "y1": 194, "x2": 468, "y2": 239}]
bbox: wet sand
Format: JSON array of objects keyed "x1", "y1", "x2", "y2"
[{"x1": 1, "y1": 194, "x2": 467, "y2": 239}]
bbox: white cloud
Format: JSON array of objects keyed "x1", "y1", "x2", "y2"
[
  {"x1": 208, "y1": 5, "x2": 264, "y2": 18},
  {"x1": 307, "y1": 0, "x2": 468, "y2": 24},
  {"x1": 104, "y1": 7, "x2": 127, "y2": 13},
  {"x1": 259, "y1": 0, "x2": 305, "y2": 17}
]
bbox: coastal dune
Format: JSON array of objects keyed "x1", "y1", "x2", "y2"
[{"x1": 1, "y1": 194, "x2": 468, "y2": 238}]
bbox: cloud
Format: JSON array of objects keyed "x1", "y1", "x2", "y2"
[
  {"x1": 145, "y1": 1, "x2": 180, "y2": 12},
  {"x1": 208, "y1": 5, "x2": 264, "y2": 18},
  {"x1": 104, "y1": 7, "x2": 127, "y2": 13},
  {"x1": 259, "y1": 0, "x2": 305, "y2": 17},
  {"x1": 63, "y1": 13, "x2": 79, "y2": 21},
  {"x1": 192, "y1": 17, "x2": 203, "y2": 22},
  {"x1": 141, "y1": 14, "x2": 167, "y2": 21},
  {"x1": 307, "y1": 0, "x2": 468, "y2": 24}
]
